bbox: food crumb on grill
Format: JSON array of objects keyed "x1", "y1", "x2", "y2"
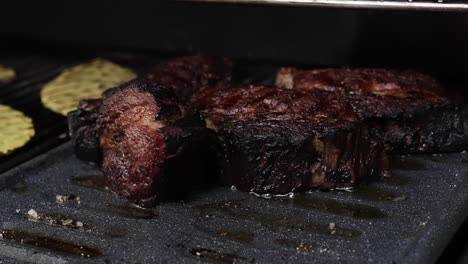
[
  {"x1": 55, "y1": 194, "x2": 81, "y2": 204},
  {"x1": 26, "y1": 208, "x2": 85, "y2": 229},
  {"x1": 392, "y1": 196, "x2": 407, "y2": 202},
  {"x1": 27, "y1": 209, "x2": 39, "y2": 220},
  {"x1": 328, "y1": 222, "x2": 337, "y2": 235},
  {"x1": 62, "y1": 219, "x2": 74, "y2": 226}
]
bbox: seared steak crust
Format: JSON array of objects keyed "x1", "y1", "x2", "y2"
[
  {"x1": 194, "y1": 85, "x2": 386, "y2": 193},
  {"x1": 94, "y1": 56, "x2": 232, "y2": 206},
  {"x1": 98, "y1": 80, "x2": 177, "y2": 205},
  {"x1": 276, "y1": 68, "x2": 466, "y2": 153},
  {"x1": 146, "y1": 55, "x2": 232, "y2": 102},
  {"x1": 67, "y1": 99, "x2": 102, "y2": 163}
]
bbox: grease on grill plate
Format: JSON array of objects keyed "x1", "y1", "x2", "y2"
[
  {"x1": 216, "y1": 230, "x2": 255, "y2": 243},
  {"x1": 197, "y1": 200, "x2": 361, "y2": 238},
  {"x1": 278, "y1": 195, "x2": 386, "y2": 219},
  {"x1": 104, "y1": 203, "x2": 157, "y2": 219},
  {"x1": 190, "y1": 247, "x2": 254, "y2": 264},
  {"x1": 72, "y1": 175, "x2": 107, "y2": 191},
  {"x1": 0, "y1": 229, "x2": 103, "y2": 258}
]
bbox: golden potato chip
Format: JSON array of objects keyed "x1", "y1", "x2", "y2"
[
  {"x1": 0, "y1": 105, "x2": 35, "y2": 156},
  {"x1": 41, "y1": 58, "x2": 137, "y2": 115},
  {"x1": 0, "y1": 64, "x2": 16, "y2": 82}
]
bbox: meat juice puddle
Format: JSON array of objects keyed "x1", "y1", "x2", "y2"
[
  {"x1": 277, "y1": 194, "x2": 387, "y2": 219},
  {"x1": 0, "y1": 229, "x2": 103, "y2": 258}
]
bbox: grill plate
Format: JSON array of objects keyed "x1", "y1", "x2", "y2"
[{"x1": 0, "y1": 143, "x2": 467, "y2": 263}]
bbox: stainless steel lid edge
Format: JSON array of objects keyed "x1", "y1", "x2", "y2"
[{"x1": 181, "y1": 0, "x2": 468, "y2": 12}]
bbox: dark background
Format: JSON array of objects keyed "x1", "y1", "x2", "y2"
[{"x1": 0, "y1": 1, "x2": 467, "y2": 263}]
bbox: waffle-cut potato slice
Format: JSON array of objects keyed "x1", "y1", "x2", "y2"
[
  {"x1": 0, "y1": 105, "x2": 35, "y2": 156},
  {"x1": 41, "y1": 58, "x2": 137, "y2": 115},
  {"x1": 0, "y1": 64, "x2": 16, "y2": 82}
]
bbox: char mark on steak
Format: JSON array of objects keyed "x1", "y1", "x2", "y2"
[
  {"x1": 146, "y1": 55, "x2": 232, "y2": 102},
  {"x1": 68, "y1": 99, "x2": 102, "y2": 164},
  {"x1": 276, "y1": 68, "x2": 467, "y2": 153},
  {"x1": 193, "y1": 85, "x2": 387, "y2": 194}
]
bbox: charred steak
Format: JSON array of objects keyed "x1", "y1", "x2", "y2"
[
  {"x1": 68, "y1": 55, "x2": 232, "y2": 164},
  {"x1": 68, "y1": 55, "x2": 232, "y2": 206},
  {"x1": 276, "y1": 68, "x2": 467, "y2": 153},
  {"x1": 98, "y1": 79, "x2": 213, "y2": 206},
  {"x1": 192, "y1": 85, "x2": 387, "y2": 194},
  {"x1": 68, "y1": 99, "x2": 102, "y2": 164}
]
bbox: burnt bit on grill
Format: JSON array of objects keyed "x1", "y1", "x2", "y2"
[{"x1": 0, "y1": 229, "x2": 103, "y2": 258}]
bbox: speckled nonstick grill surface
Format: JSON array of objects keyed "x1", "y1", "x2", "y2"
[{"x1": 0, "y1": 142, "x2": 467, "y2": 264}]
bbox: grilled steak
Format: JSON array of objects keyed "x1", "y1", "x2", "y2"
[
  {"x1": 68, "y1": 55, "x2": 232, "y2": 164},
  {"x1": 146, "y1": 55, "x2": 232, "y2": 102},
  {"x1": 192, "y1": 85, "x2": 387, "y2": 194},
  {"x1": 71, "y1": 55, "x2": 232, "y2": 206},
  {"x1": 98, "y1": 79, "x2": 213, "y2": 206},
  {"x1": 276, "y1": 68, "x2": 467, "y2": 153}
]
